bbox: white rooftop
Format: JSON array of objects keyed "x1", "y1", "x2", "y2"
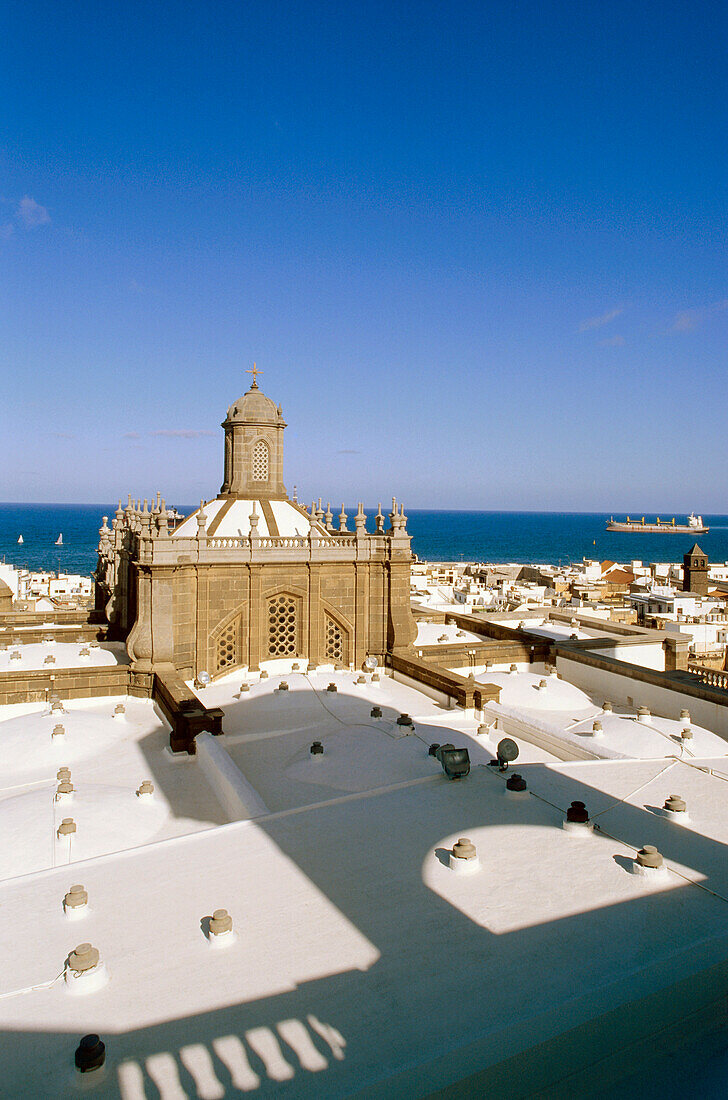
[
  {"x1": 0, "y1": 641, "x2": 127, "y2": 672},
  {"x1": 1, "y1": 665, "x2": 728, "y2": 1095}
]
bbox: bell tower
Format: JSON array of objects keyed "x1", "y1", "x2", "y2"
[
  {"x1": 219, "y1": 366, "x2": 287, "y2": 499},
  {"x1": 683, "y1": 543, "x2": 708, "y2": 596}
]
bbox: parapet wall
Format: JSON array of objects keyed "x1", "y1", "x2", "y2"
[
  {"x1": 387, "y1": 651, "x2": 500, "y2": 710},
  {"x1": 555, "y1": 646, "x2": 728, "y2": 740},
  {"x1": 0, "y1": 665, "x2": 152, "y2": 707}
]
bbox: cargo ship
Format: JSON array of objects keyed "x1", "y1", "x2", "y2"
[{"x1": 606, "y1": 513, "x2": 709, "y2": 534}]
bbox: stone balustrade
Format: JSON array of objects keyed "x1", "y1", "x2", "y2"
[{"x1": 688, "y1": 663, "x2": 728, "y2": 690}]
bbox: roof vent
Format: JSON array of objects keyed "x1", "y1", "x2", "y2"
[
  {"x1": 136, "y1": 780, "x2": 154, "y2": 798},
  {"x1": 114, "y1": 703, "x2": 126, "y2": 716},
  {"x1": 635, "y1": 844, "x2": 664, "y2": 874},
  {"x1": 310, "y1": 740, "x2": 324, "y2": 756},
  {"x1": 209, "y1": 909, "x2": 233, "y2": 935},
  {"x1": 240, "y1": 682, "x2": 250, "y2": 692},
  {"x1": 680, "y1": 708, "x2": 690, "y2": 722},
  {"x1": 9, "y1": 650, "x2": 21, "y2": 660},
  {"x1": 591, "y1": 720, "x2": 603, "y2": 736},
  {"x1": 477, "y1": 723, "x2": 491, "y2": 737},
  {"x1": 509, "y1": 663, "x2": 518, "y2": 674},
  {"x1": 603, "y1": 700, "x2": 613, "y2": 712},
  {"x1": 79, "y1": 647, "x2": 90, "y2": 658},
  {"x1": 397, "y1": 713, "x2": 414, "y2": 727},
  {"x1": 208, "y1": 908, "x2": 236, "y2": 948},
  {"x1": 277, "y1": 681, "x2": 289, "y2": 691},
  {"x1": 292, "y1": 662, "x2": 300, "y2": 670},
  {"x1": 437, "y1": 745, "x2": 471, "y2": 780},
  {"x1": 664, "y1": 794, "x2": 688, "y2": 819},
  {"x1": 564, "y1": 801, "x2": 592, "y2": 832},
  {"x1": 326, "y1": 682, "x2": 337, "y2": 692},
  {"x1": 51, "y1": 699, "x2": 64, "y2": 713},
  {"x1": 505, "y1": 773, "x2": 528, "y2": 794},
  {"x1": 259, "y1": 670, "x2": 269, "y2": 679},
  {"x1": 75, "y1": 1034, "x2": 105, "y2": 1074},
  {"x1": 637, "y1": 706, "x2": 651, "y2": 724},
  {"x1": 57, "y1": 817, "x2": 76, "y2": 838},
  {"x1": 57, "y1": 767, "x2": 71, "y2": 782},
  {"x1": 355, "y1": 674, "x2": 366, "y2": 684},
  {"x1": 64, "y1": 885, "x2": 88, "y2": 916},
  {"x1": 570, "y1": 633, "x2": 579, "y2": 641},
  {"x1": 44, "y1": 654, "x2": 56, "y2": 665},
  {"x1": 428, "y1": 743, "x2": 441, "y2": 757},
  {"x1": 537, "y1": 679, "x2": 547, "y2": 690},
  {"x1": 449, "y1": 837, "x2": 479, "y2": 873},
  {"x1": 55, "y1": 780, "x2": 74, "y2": 801},
  {"x1": 370, "y1": 706, "x2": 382, "y2": 718},
  {"x1": 68, "y1": 943, "x2": 99, "y2": 973},
  {"x1": 52, "y1": 723, "x2": 65, "y2": 738},
  {"x1": 438, "y1": 633, "x2": 448, "y2": 642},
  {"x1": 680, "y1": 726, "x2": 693, "y2": 740},
  {"x1": 371, "y1": 672, "x2": 381, "y2": 682},
  {"x1": 65, "y1": 943, "x2": 108, "y2": 993},
  {"x1": 456, "y1": 630, "x2": 466, "y2": 638}
]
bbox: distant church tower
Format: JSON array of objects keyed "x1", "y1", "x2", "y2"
[{"x1": 683, "y1": 543, "x2": 708, "y2": 596}]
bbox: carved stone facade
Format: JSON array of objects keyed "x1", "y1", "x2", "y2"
[{"x1": 96, "y1": 380, "x2": 416, "y2": 677}]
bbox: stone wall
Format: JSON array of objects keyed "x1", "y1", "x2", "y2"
[{"x1": 0, "y1": 665, "x2": 152, "y2": 706}]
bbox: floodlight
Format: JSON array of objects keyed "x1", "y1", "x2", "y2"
[
  {"x1": 195, "y1": 670, "x2": 211, "y2": 689},
  {"x1": 495, "y1": 737, "x2": 519, "y2": 771},
  {"x1": 437, "y1": 745, "x2": 471, "y2": 780},
  {"x1": 363, "y1": 656, "x2": 378, "y2": 672}
]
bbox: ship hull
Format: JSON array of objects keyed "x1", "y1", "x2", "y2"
[{"x1": 606, "y1": 522, "x2": 709, "y2": 534}]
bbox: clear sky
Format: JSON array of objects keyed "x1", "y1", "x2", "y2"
[{"x1": 2, "y1": 1, "x2": 727, "y2": 510}]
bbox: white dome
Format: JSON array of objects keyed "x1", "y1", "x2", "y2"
[
  {"x1": 478, "y1": 670, "x2": 594, "y2": 712},
  {"x1": 173, "y1": 498, "x2": 327, "y2": 539},
  {"x1": 0, "y1": 783, "x2": 170, "y2": 879}
]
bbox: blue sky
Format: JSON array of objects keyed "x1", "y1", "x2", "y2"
[{"x1": 2, "y1": 1, "x2": 727, "y2": 510}]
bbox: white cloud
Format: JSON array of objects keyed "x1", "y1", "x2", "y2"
[
  {"x1": 17, "y1": 196, "x2": 50, "y2": 228},
  {"x1": 578, "y1": 307, "x2": 623, "y2": 332},
  {"x1": 672, "y1": 299, "x2": 728, "y2": 332}
]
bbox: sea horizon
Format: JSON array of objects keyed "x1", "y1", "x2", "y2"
[{"x1": 2, "y1": 502, "x2": 728, "y2": 578}]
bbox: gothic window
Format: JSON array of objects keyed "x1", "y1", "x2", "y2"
[
  {"x1": 325, "y1": 614, "x2": 347, "y2": 664},
  {"x1": 268, "y1": 594, "x2": 298, "y2": 656},
  {"x1": 216, "y1": 617, "x2": 241, "y2": 673},
  {"x1": 253, "y1": 439, "x2": 269, "y2": 481}
]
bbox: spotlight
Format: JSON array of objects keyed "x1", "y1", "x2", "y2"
[
  {"x1": 492, "y1": 737, "x2": 519, "y2": 771},
  {"x1": 436, "y1": 745, "x2": 470, "y2": 780}
]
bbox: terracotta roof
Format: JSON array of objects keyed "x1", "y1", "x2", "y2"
[{"x1": 604, "y1": 569, "x2": 635, "y2": 585}]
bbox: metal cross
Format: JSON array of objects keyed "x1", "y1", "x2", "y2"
[{"x1": 246, "y1": 363, "x2": 263, "y2": 388}]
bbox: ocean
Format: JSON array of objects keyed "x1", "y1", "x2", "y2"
[{"x1": 2, "y1": 503, "x2": 728, "y2": 578}]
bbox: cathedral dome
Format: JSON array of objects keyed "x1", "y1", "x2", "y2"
[
  {"x1": 172, "y1": 498, "x2": 327, "y2": 539},
  {"x1": 225, "y1": 386, "x2": 283, "y2": 425}
]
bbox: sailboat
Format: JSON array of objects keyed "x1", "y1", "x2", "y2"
[
  {"x1": 55, "y1": 534, "x2": 63, "y2": 546},
  {"x1": 17, "y1": 535, "x2": 23, "y2": 544}
]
